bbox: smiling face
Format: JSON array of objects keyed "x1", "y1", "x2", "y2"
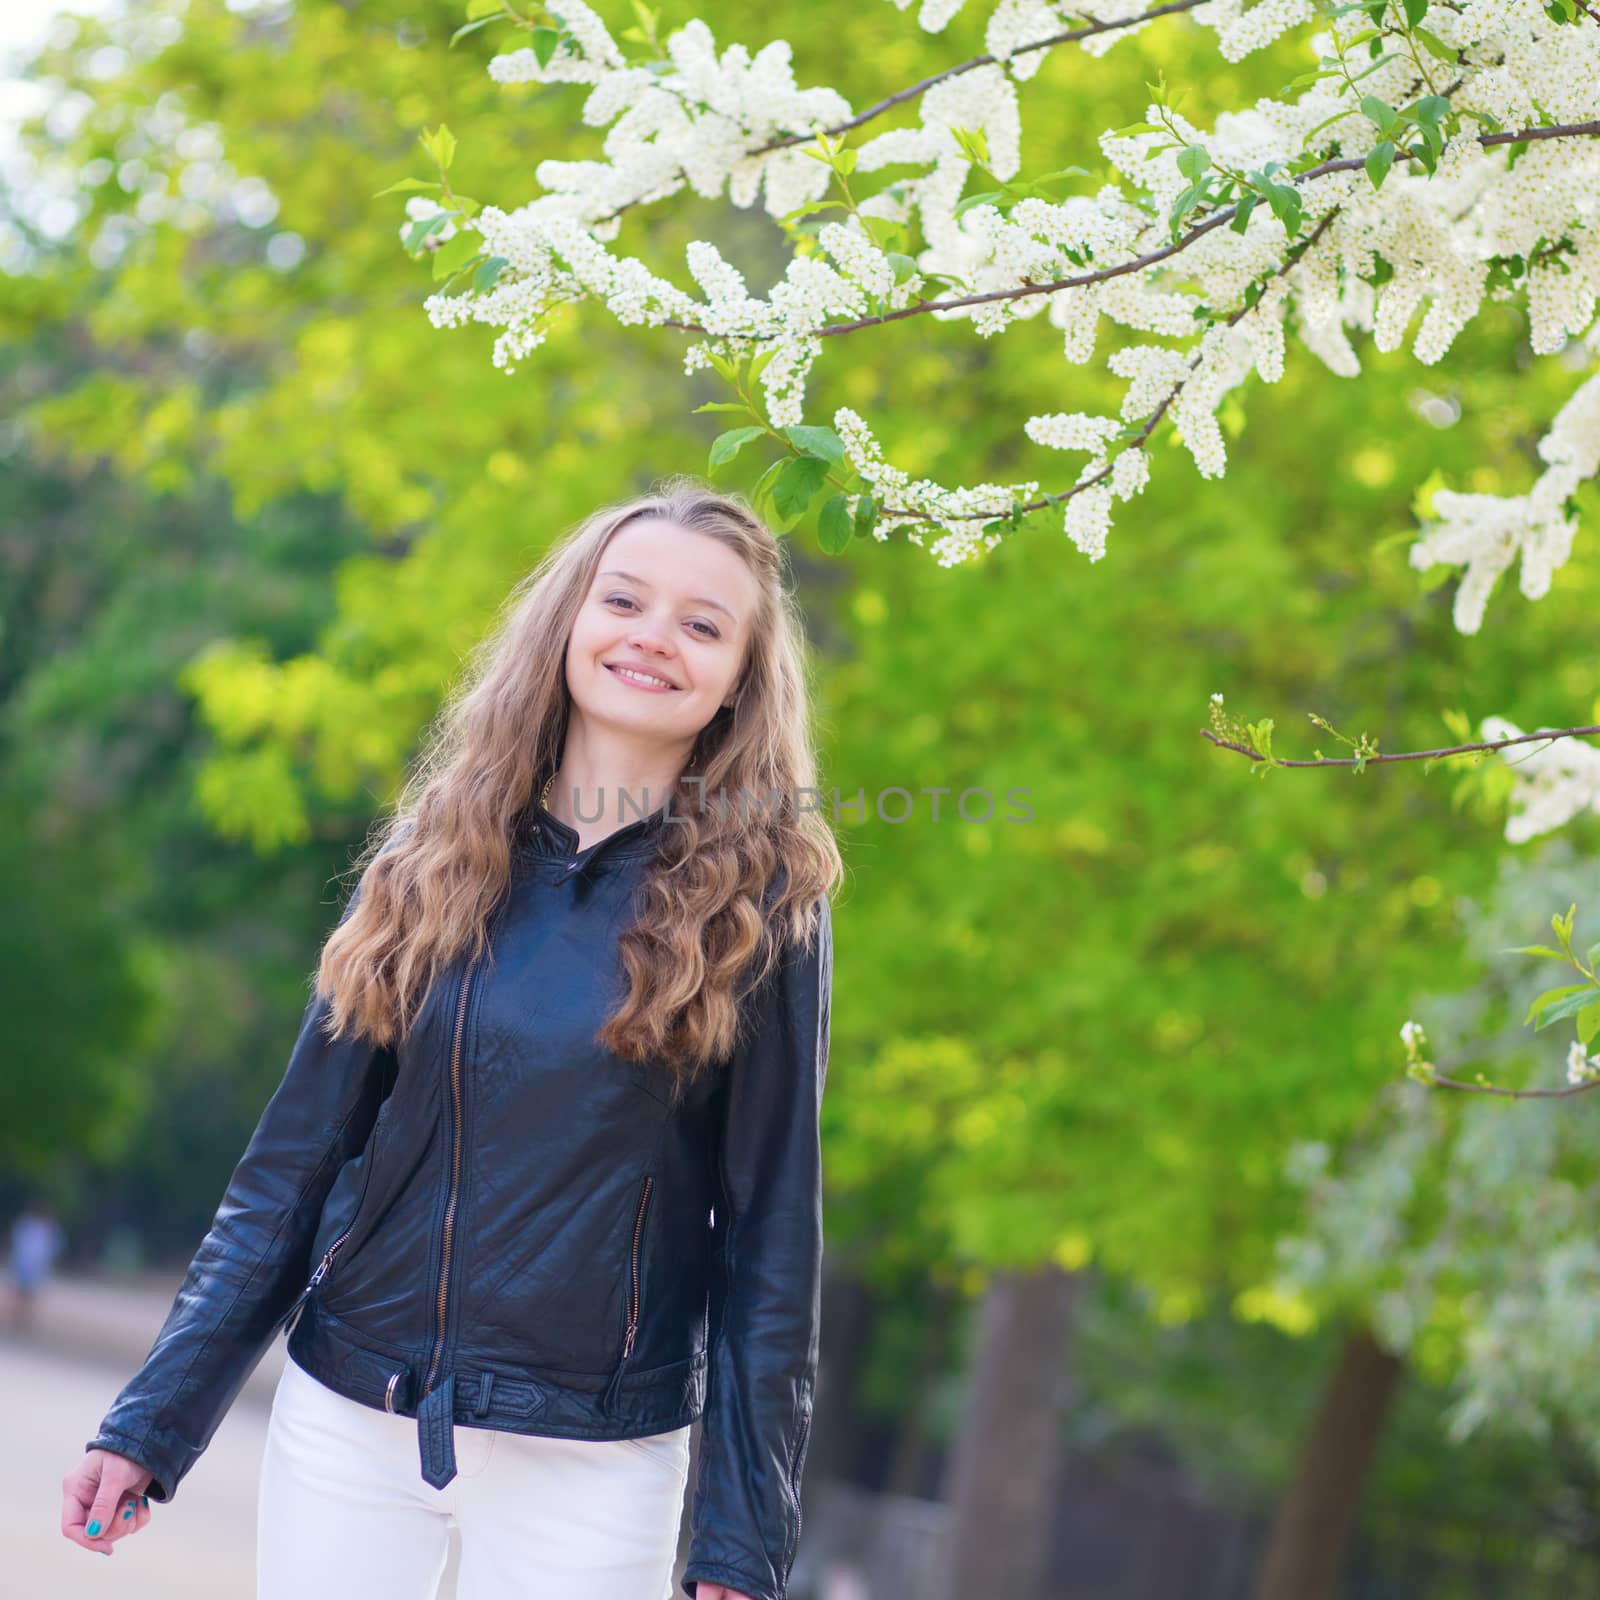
[{"x1": 565, "y1": 516, "x2": 759, "y2": 761}]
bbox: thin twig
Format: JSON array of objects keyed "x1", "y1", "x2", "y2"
[
  {"x1": 1201, "y1": 722, "x2": 1600, "y2": 768},
  {"x1": 1425, "y1": 1067, "x2": 1600, "y2": 1098}
]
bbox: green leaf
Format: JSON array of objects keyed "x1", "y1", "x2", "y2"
[
  {"x1": 772, "y1": 454, "x2": 831, "y2": 519},
  {"x1": 1168, "y1": 183, "x2": 1203, "y2": 229},
  {"x1": 704, "y1": 349, "x2": 741, "y2": 385},
  {"x1": 472, "y1": 254, "x2": 509, "y2": 291},
  {"x1": 1524, "y1": 983, "x2": 1595, "y2": 1025},
  {"x1": 749, "y1": 344, "x2": 780, "y2": 385},
  {"x1": 1532, "y1": 988, "x2": 1600, "y2": 1030},
  {"x1": 421, "y1": 124, "x2": 456, "y2": 171},
  {"x1": 784, "y1": 424, "x2": 847, "y2": 464},
  {"x1": 778, "y1": 200, "x2": 848, "y2": 224},
  {"x1": 1229, "y1": 193, "x2": 1259, "y2": 234},
  {"x1": 450, "y1": 15, "x2": 500, "y2": 46},
  {"x1": 708, "y1": 426, "x2": 766, "y2": 468},
  {"x1": 1402, "y1": 0, "x2": 1428, "y2": 23},
  {"x1": 1579, "y1": 1001, "x2": 1600, "y2": 1047},
  {"x1": 1263, "y1": 181, "x2": 1303, "y2": 232},
  {"x1": 1360, "y1": 95, "x2": 1397, "y2": 134},
  {"x1": 954, "y1": 191, "x2": 1007, "y2": 218},
  {"x1": 693, "y1": 401, "x2": 757, "y2": 415},
  {"x1": 403, "y1": 213, "x2": 452, "y2": 252},
  {"x1": 1411, "y1": 23, "x2": 1456, "y2": 59},
  {"x1": 1176, "y1": 145, "x2": 1211, "y2": 179},
  {"x1": 863, "y1": 217, "x2": 909, "y2": 256},
  {"x1": 818, "y1": 494, "x2": 854, "y2": 553},
  {"x1": 947, "y1": 125, "x2": 991, "y2": 168},
  {"x1": 886, "y1": 253, "x2": 919, "y2": 285},
  {"x1": 750, "y1": 456, "x2": 788, "y2": 520},
  {"x1": 531, "y1": 27, "x2": 562, "y2": 67},
  {"x1": 431, "y1": 231, "x2": 483, "y2": 282},
  {"x1": 854, "y1": 493, "x2": 878, "y2": 540},
  {"x1": 372, "y1": 178, "x2": 442, "y2": 198},
  {"x1": 1365, "y1": 141, "x2": 1396, "y2": 189}
]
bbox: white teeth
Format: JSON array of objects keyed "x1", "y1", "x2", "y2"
[{"x1": 611, "y1": 665, "x2": 674, "y2": 689}]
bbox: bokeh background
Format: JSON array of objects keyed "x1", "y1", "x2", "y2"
[{"x1": 4, "y1": 1, "x2": 1600, "y2": 1595}]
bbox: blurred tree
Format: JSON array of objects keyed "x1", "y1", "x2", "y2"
[{"x1": 5, "y1": 4, "x2": 1598, "y2": 1595}]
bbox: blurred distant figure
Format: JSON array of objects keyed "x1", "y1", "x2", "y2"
[{"x1": 4, "y1": 1199, "x2": 66, "y2": 1333}]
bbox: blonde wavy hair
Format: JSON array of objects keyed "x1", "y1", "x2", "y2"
[{"x1": 313, "y1": 476, "x2": 843, "y2": 1100}]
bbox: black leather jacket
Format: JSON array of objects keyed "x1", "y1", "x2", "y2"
[{"x1": 86, "y1": 799, "x2": 833, "y2": 1600}]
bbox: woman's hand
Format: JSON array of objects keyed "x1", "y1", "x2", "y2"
[{"x1": 62, "y1": 1448, "x2": 153, "y2": 1556}]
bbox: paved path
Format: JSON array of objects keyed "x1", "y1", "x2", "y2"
[
  {"x1": 4, "y1": 1332, "x2": 270, "y2": 1594},
  {"x1": 2, "y1": 1271, "x2": 466, "y2": 1597}
]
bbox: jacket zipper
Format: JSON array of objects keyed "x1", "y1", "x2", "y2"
[
  {"x1": 623, "y1": 1174, "x2": 653, "y2": 1361},
  {"x1": 600, "y1": 1174, "x2": 653, "y2": 1413},
  {"x1": 784, "y1": 1405, "x2": 811, "y2": 1580},
  {"x1": 277, "y1": 1102, "x2": 391, "y2": 1334},
  {"x1": 421, "y1": 953, "x2": 480, "y2": 1400}
]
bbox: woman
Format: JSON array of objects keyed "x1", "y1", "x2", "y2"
[{"x1": 63, "y1": 479, "x2": 842, "y2": 1600}]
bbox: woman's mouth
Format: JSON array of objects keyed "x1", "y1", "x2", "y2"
[{"x1": 606, "y1": 663, "x2": 680, "y2": 693}]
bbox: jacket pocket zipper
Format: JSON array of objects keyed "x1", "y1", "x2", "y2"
[
  {"x1": 600, "y1": 1174, "x2": 653, "y2": 1413},
  {"x1": 277, "y1": 1101, "x2": 391, "y2": 1335},
  {"x1": 624, "y1": 1174, "x2": 653, "y2": 1361}
]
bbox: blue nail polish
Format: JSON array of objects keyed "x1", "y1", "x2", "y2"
[
  {"x1": 87, "y1": 1520, "x2": 101, "y2": 1536},
  {"x1": 123, "y1": 1506, "x2": 133, "y2": 1519}
]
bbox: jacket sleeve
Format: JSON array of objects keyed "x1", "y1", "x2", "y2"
[
  {"x1": 681, "y1": 893, "x2": 833, "y2": 1600},
  {"x1": 83, "y1": 888, "x2": 393, "y2": 1502}
]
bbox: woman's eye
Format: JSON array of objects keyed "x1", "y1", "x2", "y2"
[{"x1": 608, "y1": 596, "x2": 718, "y2": 640}]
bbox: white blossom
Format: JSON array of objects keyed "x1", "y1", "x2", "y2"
[
  {"x1": 1566, "y1": 1040, "x2": 1600, "y2": 1087},
  {"x1": 414, "y1": 0, "x2": 1600, "y2": 590},
  {"x1": 1479, "y1": 716, "x2": 1600, "y2": 844}
]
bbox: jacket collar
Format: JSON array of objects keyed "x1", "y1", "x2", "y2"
[{"x1": 516, "y1": 787, "x2": 675, "y2": 866}]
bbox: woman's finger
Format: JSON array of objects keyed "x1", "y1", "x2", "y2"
[
  {"x1": 108, "y1": 1488, "x2": 146, "y2": 1540},
  {"x1": 61, "y1": 1470, "x2": 112, "y2": 1555}
]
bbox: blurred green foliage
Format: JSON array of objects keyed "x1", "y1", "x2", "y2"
[{"x1": 3, "y1": 0, "x2": 1599, "y2": 1536}]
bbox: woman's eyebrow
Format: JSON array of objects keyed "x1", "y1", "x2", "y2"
[{"x1": 598, "y1": 568, "x2": 738, "y2": 623}]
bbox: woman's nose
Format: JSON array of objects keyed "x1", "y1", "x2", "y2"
[{"x1": 627, "y1": 618, "x2": 673, "y2": 653}]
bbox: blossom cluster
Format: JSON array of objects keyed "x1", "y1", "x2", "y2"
[
  {"x1": 1407, "y1": 362, "x2": 1599, "y2": 634},
  {"x1": 1567, "y1": 1040, "x2": 1600, "y2": 1088},
  {"x1": 416, "y1": 0, "x2": 1599, "y2": 581},
  {"x1": 1478, "y1": 715, "x2": 1600, "y2": 845}
]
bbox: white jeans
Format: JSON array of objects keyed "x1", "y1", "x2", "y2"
[{"x1": 258, "y1": 1353, "x2": 691, "y2": 1600}]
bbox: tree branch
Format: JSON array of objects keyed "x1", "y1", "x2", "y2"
[
  {"x1": 589, "y1": 0, "x2": 1214, "y2": 226},
  {"x1": 1201, "y1": 721, "x2": 1600, "y2": 769},
  {"x1": 657, "y1": 120, "x2": 1600, "y2": 343}
]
